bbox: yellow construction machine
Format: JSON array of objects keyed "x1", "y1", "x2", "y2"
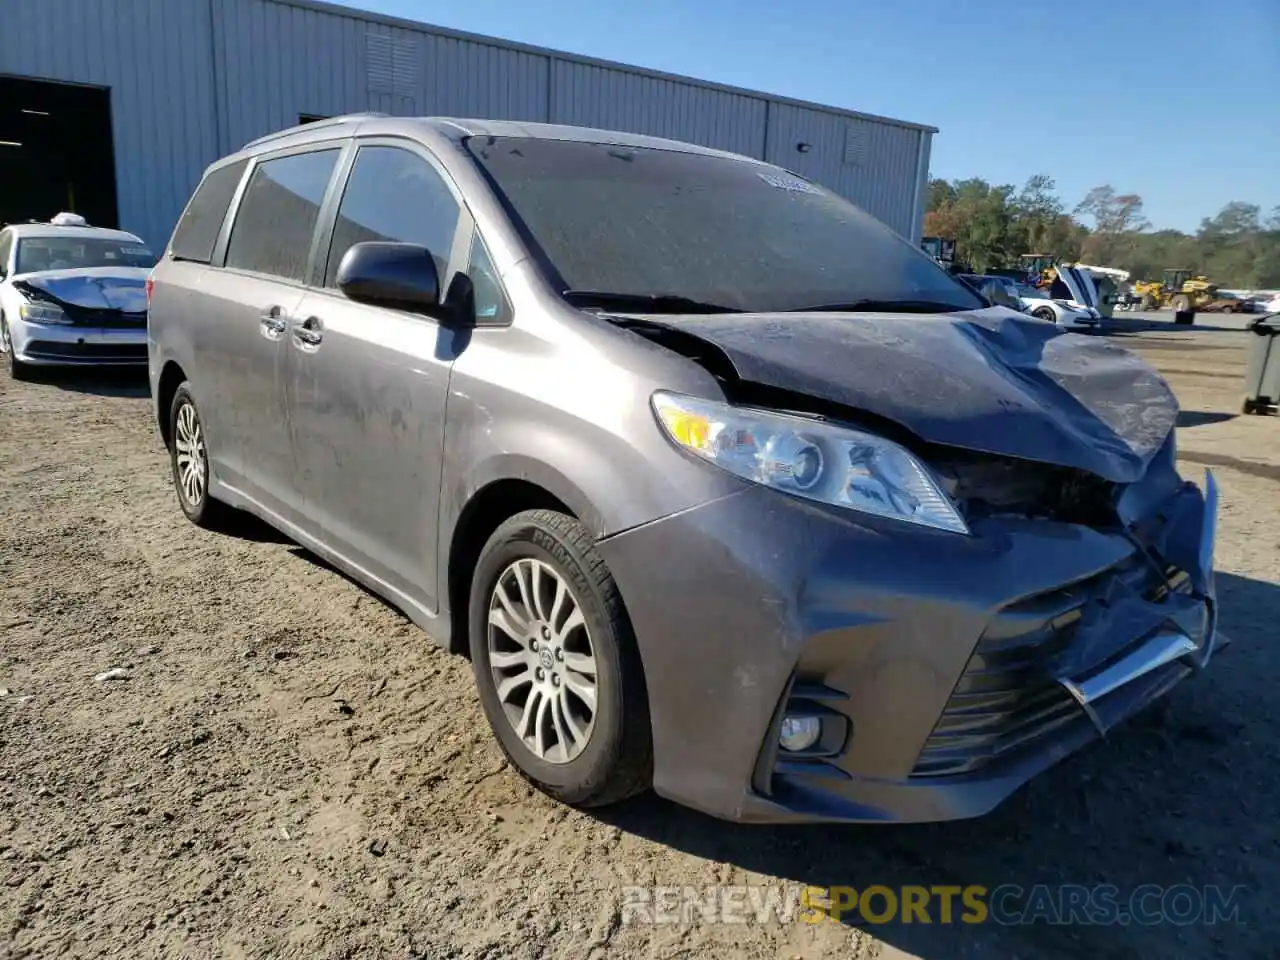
[
  {"x1": 1018, "y1": 254, "x2": 1059, "y2": 288},
  {"x1": 1132, "y1": 269, "x2": 1218, "y2": 312}
]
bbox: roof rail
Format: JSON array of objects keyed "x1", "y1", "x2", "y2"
[{"x1": 241, "y1": 112, "x2": 390, "y2": 151}]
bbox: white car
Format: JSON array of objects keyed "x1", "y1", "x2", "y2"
[
  {"x1": 0, "y1": 214, "x2": 156, "y2": 380},
  {"x1": 1014, "y1": 267, "x2": 1103, "y2": 332}
]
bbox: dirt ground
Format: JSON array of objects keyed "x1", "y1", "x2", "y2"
[{"x1": 2, "y1": 319, "x2": 1277, "y2": 960}]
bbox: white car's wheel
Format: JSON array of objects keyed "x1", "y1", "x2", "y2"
[
  {"x1": 1032, "y1": 307, "x2": 1057, "y2": 323},
  {"x1": 1, "y1": 316, "x2": 32, "y2": 381}
]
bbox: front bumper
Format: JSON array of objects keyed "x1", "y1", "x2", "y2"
[
  {"x1": 1060, "y1": 314, "x2": 1101, "y2": 331},
  {"x1": 9, "y1": 318, "x2": 148, "y2": 366},
  {"x1": 597, "y1": 472, "x2": 1219, "y2": 824}
]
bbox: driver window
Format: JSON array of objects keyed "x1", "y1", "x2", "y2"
[{"x1": 325, "y1": 146, "x2": 460, "y2": 288}]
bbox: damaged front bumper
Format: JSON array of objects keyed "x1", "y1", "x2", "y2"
[{"x1": 597, "y1": 469, "x2": 1220, "y2": 824}]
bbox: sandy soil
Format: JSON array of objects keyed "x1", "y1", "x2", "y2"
[{"x1": 2, "y1": 321, "x2": 1277, "y2": 959}]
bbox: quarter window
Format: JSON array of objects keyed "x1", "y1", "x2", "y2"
[
  {"x1": 225, "y1": 149, "x2": 340, "y2": 281},
  {"x1": 325, "y1": 146, "x2": 460, "y2": 288},
  {"x1": 170, "y1": 158, "x2": 248, "y2": 264},
  {"x1": 468, "y1": 234, "x2": 507, "y2": 323}
]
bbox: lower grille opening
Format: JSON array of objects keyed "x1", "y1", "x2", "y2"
[
  {"x1": 26, "y1": 341, "x2": 147, "y2": 362},
  {"x1": 913, "y1": 554, "x2": 1188, "y2": 778}
]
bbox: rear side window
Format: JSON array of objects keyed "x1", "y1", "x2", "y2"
[
  {"x1": 0, "y1": 231, "x2": 12, "y2": 275},
  {"x1": 225, "y1": 149, "x2": 340, "y2": 282},
  {"x1": 169, "y1": 159, "x2": 248, "y2": 263},
  {"x1": 324, "y1": 146, "x2": 460, "y2": 287}
]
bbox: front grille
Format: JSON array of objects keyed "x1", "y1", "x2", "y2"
[
  {"x1": 913, "y1": 555, "x2": 1178, "y2": 778},
  {"x1": 25, "y1": 341, "x2": 148, "y2": 362},
  {"x1": 61, "y1": 304, "x2": 148, "y2": 328}
]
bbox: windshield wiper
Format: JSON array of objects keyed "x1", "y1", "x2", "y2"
[
  {"x1": 563, "y1": 290, "x2": 742, "y2": 314},
  {"x1": 783, "y1": 298, "x2": 969, "y2": 314}
]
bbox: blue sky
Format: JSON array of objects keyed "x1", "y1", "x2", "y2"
[{"x1": 350, "y1": 0, "x2": 1278, "y2": 234}]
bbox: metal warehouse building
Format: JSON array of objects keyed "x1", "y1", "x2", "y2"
[{"x1": 0, "y1": 0, "x2": 936, "y2": 251}]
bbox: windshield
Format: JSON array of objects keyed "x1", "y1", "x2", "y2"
[
  {"x1": 15, "y1": 236, "x2": 157, "y2": 274},
  {"x1": 1015, "y1": 283, "x2": 1047, "y2": 299},
  {"x1": 466, "y1": 137, "x2": 985, "y2": 314}
]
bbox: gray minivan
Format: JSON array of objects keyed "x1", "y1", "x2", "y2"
[{"x1": 148, "y1": 114, "x2": 1221, "y2": 824}]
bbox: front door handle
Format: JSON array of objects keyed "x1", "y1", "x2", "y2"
[
  {"x1": 292, "y1": 316, "x2": 324, "y2": 348},
  {"x1": 259, "y1": 306, "x2": 288, "y2": 339}
]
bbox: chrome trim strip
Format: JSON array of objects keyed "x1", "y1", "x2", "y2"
[{"x1": 1060, "y1": 629, "x2": 1198, "y2": 714}]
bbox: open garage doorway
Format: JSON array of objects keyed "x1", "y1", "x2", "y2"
[{"x1": 0, "y1": 76, "x2": 118, "y2": 229}]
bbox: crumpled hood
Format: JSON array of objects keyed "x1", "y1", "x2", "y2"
[
  {"x1": 635, "y1": 308, "x2": 1178, "y2": 483},
  {"x1": 13, "y1": 267, "x2": 150, "y2": 313}
]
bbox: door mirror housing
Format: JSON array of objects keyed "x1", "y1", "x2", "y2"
[{"x1": 335, "y1": 241, "x2": 442, "y2": 315}]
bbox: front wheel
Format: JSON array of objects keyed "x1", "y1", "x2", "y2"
[
  {"x1": 469, "y1": 509, "x2": 652, "y2": 808},
  {"x1": 1032, "y1": 307, "x2": 1057, "y2": 323},
  {"x1": 1, "y1": 317, "x2": 31, "y2": 381}
]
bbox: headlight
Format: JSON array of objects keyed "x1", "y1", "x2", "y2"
[
  {"x1": 19, "y1": 300, "x2": 72, "y2": 324},
  {"x1": 651, "y1": 391, "x2": 969, "y2": 534}
]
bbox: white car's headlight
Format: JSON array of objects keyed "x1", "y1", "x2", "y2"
[
  {"x1": 651, "y1": 391, "x2": 969, "y2": 534},
  {"x1": 19, "y1": 300, "x2": 72, "y2": 325}
]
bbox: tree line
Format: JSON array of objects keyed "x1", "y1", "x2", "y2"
[{"x1": 924, "y1": 175, "x2": 1280, "y2": 289}]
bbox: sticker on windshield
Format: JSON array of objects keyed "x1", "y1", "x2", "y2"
[
  {"x1": 122, "y1": 246, "x2": 152, "y2": 256},
  {"x1": 757, "y1": 172, "x2": 823, "y2": 196}
]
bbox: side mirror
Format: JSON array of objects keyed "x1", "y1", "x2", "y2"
[{"x1": 336, "y1": 241, "x2": 442, "y2": 315}]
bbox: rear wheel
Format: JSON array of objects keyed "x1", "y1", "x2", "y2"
[
  {"x1": 469, "y1": 509, "x2": 652, "y2": 808},
  {"x1": 1, "y1": 317, "x2": 32, "y2": 382},
  {"x1": 168, "y1": 382, "x2": 232, "y2": 527}
]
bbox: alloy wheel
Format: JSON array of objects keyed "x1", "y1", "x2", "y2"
[
  {"x1": 487, "y1": 557, "x2": 598, "y2": 764},
  {"x1": 174, "y1": 400, "x2": 207, "y2": 509}
]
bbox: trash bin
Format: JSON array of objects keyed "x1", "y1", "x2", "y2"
[{"x1": 1242, "y1": 314, "x2": 1280, "y2": 415}]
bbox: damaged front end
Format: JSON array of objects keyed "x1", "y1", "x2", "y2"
[
  {"x1": 913, "y1": 439, "x2": 1219, "y2": 779},
  {"x1": 604, "y1": 309, "x2": 1222, "y2": 821}
]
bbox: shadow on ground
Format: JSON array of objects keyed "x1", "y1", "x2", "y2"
[
  {"x1": 35, "y1": 367, "x2": 151, "y2": 398},
  {"x1": 210, "y1": 509, "x2": 294, "y2": 545},
  {"x1": 1178, "y1": 411, "x2": 1238, "y2": 428},
  {"x1": 599, "y1": 570, "x2": 1279, "y2": 959}
]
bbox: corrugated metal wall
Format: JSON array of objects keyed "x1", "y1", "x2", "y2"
[
  {"x1": 0, "y1": 0, "x2": 220, "y2": 252},
  {"x1": 765, "y1": 104, "x2": 928, "y2": 242},
  {"x1": 0, "y1": 0, "x2": 933, "y2": 250}
]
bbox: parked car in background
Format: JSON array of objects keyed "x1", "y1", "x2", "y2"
[
  {"x1": 1014, "y1": 281, "x2": 1101, "y2": 331},
  {"x1": 147, "y1": 114, "x2": 1221, "y2": 824},
  {"x1": 0, "y1": 214, "x2": 156, "y2": 379}
]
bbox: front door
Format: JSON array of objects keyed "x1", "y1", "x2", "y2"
[
  {"x1": 212, "y1": 146, "x2": 343, "y2": 520},
  {"x1": 286, "y1": 143, "x2": 464, "y2": 611}
]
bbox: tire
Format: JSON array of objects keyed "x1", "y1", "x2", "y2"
[
  {"x1": 1243, "y1": 398, "x2": 1257, "y2": 415},
  {"x1": 1, "y1": 316, "x2": 32, "y2": 382},
  {"x1": 1032, "y1": 307, "x2": 1057, "y2": 323},
  {"x1": 469, "y1": 508, "x2": 652, "y2": 808},
  {"x1": 1171, "y1": 294, "x2": 1191, "y2": 313},
  {"x1": 167, "y1": 382, "x2": 231, "y2": 527}
]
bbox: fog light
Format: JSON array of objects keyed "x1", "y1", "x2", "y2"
[{"x1": 779, "y1": 715, "x2": 821, "y2": 752}]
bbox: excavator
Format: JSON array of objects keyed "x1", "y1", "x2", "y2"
[{"x1": 1132, "y1": 269, "x2": 1219, "y2": 313}]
